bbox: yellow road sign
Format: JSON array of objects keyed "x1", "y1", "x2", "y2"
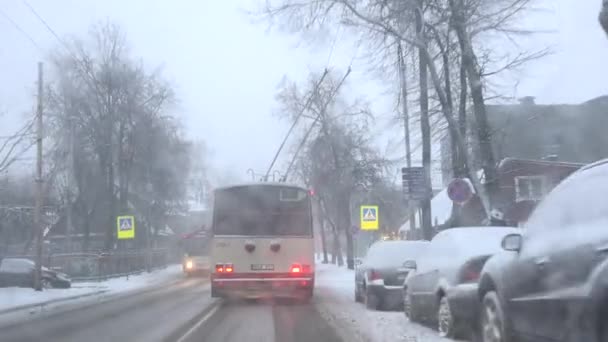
[
  {"x1": 360, "y1": 205, "x2": 379, "y2": 231},
  {"x1": 117, "y1": 215, "x2": 135, "y2": 240}
]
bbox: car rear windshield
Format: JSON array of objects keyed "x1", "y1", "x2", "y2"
[
  {"x1": 366, "y1": 242, "x2": 427, "y2": 268},
  {"x1": 213, "y1": 185, "x2": 312, "y2": 236}
]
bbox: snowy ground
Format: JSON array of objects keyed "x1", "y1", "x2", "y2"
[
  {"x1": 0, "y1": 264, "x2": 183, "y2": 313},
  {"x1": 315, "y1": 262, "x2": 460, "y2": 342}
]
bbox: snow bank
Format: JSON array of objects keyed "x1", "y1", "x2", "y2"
[
  {"x1": 0, "y1": 264, "x2": 182, "y2": 312},
  {"x1": 315, "y1": 262, "x2": 460, "y2": 342}
]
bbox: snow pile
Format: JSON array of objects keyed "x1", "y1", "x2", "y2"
[
  {"x1": 0, "y1": 264, "x2": 182, "y2": 312},
  {"x1": 315, "y1": 262, "x2": 459, "y2": 342}
]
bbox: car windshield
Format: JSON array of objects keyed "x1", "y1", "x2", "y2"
[
  {"x1": 0, "y1": 259, "x2": 34, "y2": 272},
  {"x1": 0, "y1": 0, "x2": 603, "y2": 340}
]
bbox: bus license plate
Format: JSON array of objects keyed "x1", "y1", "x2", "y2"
[{"x1": 251, "y1": 264, "x2": 274, "y2": 271}]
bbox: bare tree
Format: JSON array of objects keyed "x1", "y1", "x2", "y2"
[
  {"x1": 46, "y1": 21, "x2": 193, "y2": 252},
  {"x1": 261, "y1": 0, "x2": 548, "y2": 221},
  {"x1": 0, "y1": 118, "x2": 35, "y2": 174},
  {"x1": 278, "y1": 69, "x2": 387, "y2": 269}
]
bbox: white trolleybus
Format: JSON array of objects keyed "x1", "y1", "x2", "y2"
[{"x1": 210, "y1": 183, "x2": 315, "y2": 300}]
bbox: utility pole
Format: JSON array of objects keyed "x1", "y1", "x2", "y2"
[
  {"x1": 34, "y1": 62, "x2": 44, "y2": 291},
  {"x1": 397, "y1": 41, "x2": 416, "y2": 233},
  {"x1": 66, "y1": 117, "x2": 75, "y2": 252}
]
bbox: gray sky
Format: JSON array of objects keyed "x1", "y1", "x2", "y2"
[{"x1": 1, "y1": 0, "x2": 607, "y2": 184}]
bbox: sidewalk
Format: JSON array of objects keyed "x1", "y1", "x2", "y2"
[{"x1": 0, "y1": 264, "x2": 182, "y2": 314}]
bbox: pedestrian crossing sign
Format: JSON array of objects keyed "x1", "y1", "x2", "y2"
[
  {"x1": 360, "y1": 205, "x2": 379, "y2": 231},
  {"x1": 117, "y1": 215, "x2": 135, "y2": 240}
]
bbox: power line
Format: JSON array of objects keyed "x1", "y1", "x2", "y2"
[
  {"x1": 0, "y1": 7, "x2": 43, "y2": 52},
  {"x1": 21, "y1": 0, "x2": 68, "y2": 51}
]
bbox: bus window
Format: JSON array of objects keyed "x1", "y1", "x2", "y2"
[{"x1": 213, "y1": 185, "x2": 312, "y2": 237}]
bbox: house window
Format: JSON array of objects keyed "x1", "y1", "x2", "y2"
[{"x1": 515, "y1": 176, "x2": 547, "y2": 202}]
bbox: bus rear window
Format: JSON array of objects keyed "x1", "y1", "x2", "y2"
[{"x1": 213, "y1": 186, "x2": 312, "y2": 236}]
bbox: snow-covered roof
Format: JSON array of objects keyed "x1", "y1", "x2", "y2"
[
  {"x1": 399, "y1": 188, "x2": 453, "y2": 232},
  {"x1": 157, "y1": 225, "x2": 175, "y2": 237}
]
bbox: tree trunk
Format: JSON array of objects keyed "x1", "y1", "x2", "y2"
[
  {"x1": 332, "y1": 224, "x2": 343, "y2": 266},
  {"x1": 118, "y1": 121, "x2": 128, "y2": 213},
  {"x1": 416, "y1": 2, "x2": 433, "y2": 240},
  {"x1": 450, "y1": 0, "x2": 498, "y2": 208},
  {"x1": 316, "y1": 199, "x2": 329, "y2": 264},
  {"x1": 457, "y1": 56, "x2": 469, "y2": 177},
  {"x1": 340, "y1": 195, "x2": 354, "y2": 269},
  {"x1": 321, "y1": 221, "x2": 329, "y2": 264},
  {"x1": 397, "y1": 42, "x2": 417, "y2": 233},
  {"x1": 105, "y1": 127, "x2": 115, "y2": 251}
]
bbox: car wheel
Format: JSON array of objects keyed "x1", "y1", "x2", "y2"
[
  {"x1": 355, "y1": 285, "x2": 363, "y2": 303},
  {"x1": 41, "y1": 278, "x2": 53, "y2": 289},
  {"x1": 481, "y1": 291, "x2": 508, "y2": 342},
  {"x1": 403, "y1": 288, "x2": 416, "y2": 321},
  {"x1": 365, "y1": 288, "x2": 380, "y2": 310},
  {"x1": 438, "y1": 295, "x2": 460, "y2": 338}
]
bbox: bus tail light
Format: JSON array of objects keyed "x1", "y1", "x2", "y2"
[
  {"x1": 215, "y1": 264, "x2": 225, "y2": 273},
  {"x1": 369, "y1": 269, "x2": 382, "y2": 281},
  {"x1": 290, "y1": 263, "x2": 302, "y2": 273},
  {"x1": 225, "y1": 264, "x2": 234, "y2": 273}
]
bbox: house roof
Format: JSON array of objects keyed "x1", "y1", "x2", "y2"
[{"x1": 472, "y1": 95, "x2": 608, "y2": 164}]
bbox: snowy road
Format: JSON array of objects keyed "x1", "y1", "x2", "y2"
[
  {"x1": 176, "y1": 299, "x2": 343, "y2": 342},
  {"x1": 0, "y1": 276, "x2": 213, "y2": 342},
  {"x1": 0, "y1": 263, "x2": 462, "y2": 342}
]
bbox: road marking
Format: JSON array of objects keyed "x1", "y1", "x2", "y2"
[{"x1": 175, "y1": 302, "x2": 221, "y2": 342}]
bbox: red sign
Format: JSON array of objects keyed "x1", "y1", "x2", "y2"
[{"x1": 447, "y1": 178, "x2": 473, "y2": 204}]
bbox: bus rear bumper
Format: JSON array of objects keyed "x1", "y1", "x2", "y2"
[{"x1": 211, "y1": 277, "x2": 314, "y2": 299}]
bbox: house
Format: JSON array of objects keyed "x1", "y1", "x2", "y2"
[
  {"x1": 441, "y1": 95, "x2": 608, "y2": 184},
  {"x1": 425, "y1": 158, "x2": 583, "y2": 231},
  {"x1": 483, "y1": 158, "x2": 583, "y2": 226}
]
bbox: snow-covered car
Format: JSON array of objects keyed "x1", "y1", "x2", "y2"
[
  {"x1": 0, "y1": 258, "x2": 71, "y2": 289},
  {"x1": 478, "y1": 159, "x2": 608, "y2": 342},
  {"x1": 355, "y1": 240, "x2": 428, "y2": 310},
  {"x1": 403, "y1": 226, "x2": 520, "y2": 338}
]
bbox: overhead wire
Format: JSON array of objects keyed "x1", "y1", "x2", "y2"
[
  {"x1": 21, "y1": 0, "x2": 69, "y2": 51},
  {"x1": 0, "y1": 7, "x2": 43, "y2": 52},
  {"x1": 283, "y1": 34, "x2": 363, "y2": 183}
]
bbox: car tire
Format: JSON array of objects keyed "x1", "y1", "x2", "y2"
[
  {"x1": 481, "y1": 291, "x2": 509, "y2": 342},
  {"x1": 438, "y1": 295, "x2": 463, "y2": 338},
  {"x1": 365, "y1": 288, "x2": 380, "y2": 310},
  {"x1": 403, "y1": 288, "x2": 417, "y2": 322},
  {"x1": 355, "y1": 285, "x2": 363, "y2": 303}
]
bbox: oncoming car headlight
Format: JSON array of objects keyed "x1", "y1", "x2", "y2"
[{"x1": 185, "y1": 260, "x2": 194, "y2": 269}]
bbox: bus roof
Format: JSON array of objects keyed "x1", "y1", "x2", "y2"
[{"x1": 213, "y1": 182, "x2": 308, "y2": 192}]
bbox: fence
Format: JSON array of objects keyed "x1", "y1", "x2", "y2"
[{"x1": 1, "y1": 249, "x2": 169, "y2": 281}]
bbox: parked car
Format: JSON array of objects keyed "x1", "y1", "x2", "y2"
[
  {"x1": 355, "y1": 240, "x2": 429, "y2": 310},
  {"x1": 403, "y1": 226, "x2": 520, "y2": 338},
  {"x1": 478, "y1": 159, "x2": 608, "y2": 342},
  {"x1": 0, "y1": 258, "x2": 71, "y2": 289}
]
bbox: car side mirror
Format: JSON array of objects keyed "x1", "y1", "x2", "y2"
[
  {"x1": 502, "y1": 233, "x2": 523, "y2": 252},
  {"x1": 403, "y1": 260, "x2": 417, "y2": 270}
]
